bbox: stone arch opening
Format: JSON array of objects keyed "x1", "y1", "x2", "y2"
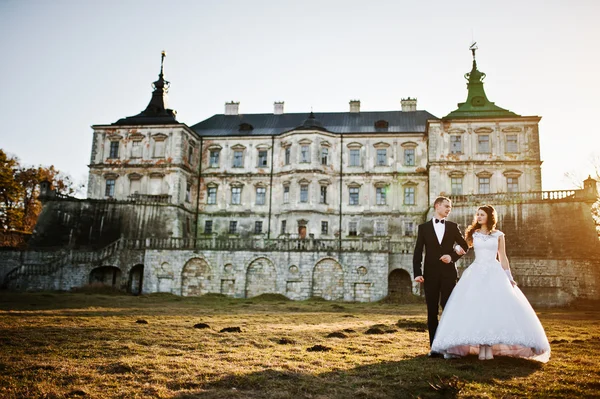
[
  {"x1": 89, "y1": 266, "x2": 121, "y2": 288},
  {"x1": 312, "y1": 258, "x2": 344, "y2": 301},
  {"x1": 388, "y1": 269, "x2": 412, "y2": 299},
  {"x1": 128, "y1": 264, "x2": 144, "y2": 295},
  {"x1": 245, "y1": 257, "x2": 277, "y2": 298},
  {"x1": 181, "y1": 258, "x2": 212, "y2": 297}
]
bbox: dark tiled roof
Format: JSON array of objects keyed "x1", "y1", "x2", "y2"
[{"x1": 190, "y1": 111, "x2": 438, "y2": 137}]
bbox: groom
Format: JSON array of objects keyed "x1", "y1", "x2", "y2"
[{"x1": 413, "y1": 196, "x2": 469, "y2": 357}]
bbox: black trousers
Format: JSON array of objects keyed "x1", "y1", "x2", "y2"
[{"x1": 424, "y1": 272, "x2": 457, "y2": 347}]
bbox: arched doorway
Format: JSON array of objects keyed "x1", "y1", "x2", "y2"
[
  {"x1": 128, "y1": 264, "x2": 144, "y2": 295},
  {"x1": 89, "y1": 266, "x2": 121, "y2": 288},
  {"x1": 181, "y1": 258, "x2": 212, "y2": 296},
  {"x1": 246, "y1": 258, "x2": 277, "y2": 298},
  {"x1": 312, "y1": 258, "x2": 344, "y2": 301},
  {"x1": 388, "y1": 269, "x2": 413, "y2": 299}
]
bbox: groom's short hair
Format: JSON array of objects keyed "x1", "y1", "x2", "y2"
[{"x1": 433, "y1": 196, "x2": 451, "y2": 207}]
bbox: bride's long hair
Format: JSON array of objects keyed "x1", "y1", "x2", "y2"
[{"x1": 465, "y1": 205, "x2": 497, "y2": 247}]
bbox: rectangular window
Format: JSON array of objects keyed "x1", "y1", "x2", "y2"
[
  {"x1": 451, "y1": 178, "x2": 463, "y2": 195},
  {"x1": 321, "y1": 147, "x2": 328, "y2": 165},
  {"x1": 404, "y1": 148, "x2": 415, "y2": 166},
  {"x1": 404, "y1": 186, "x2": 415, "y2": 205},
  {"x1": 450, "y1": 135, "x2": 462, "y2": 154},
  {"x1": 131, "y1": 141, "x2": 142, "y2": 158},
  {"x1": 321, "y1": 221, "x2": 328, "y2": 235},
  {"x1": 376, "y1": 187, "x2": 386, "y2": 205},
  {"x1": 105, "y1": 179, "x2": 115, "y2": 197},
  {"x1": 283, "y1": 185, "x2": 289, "y2": 204},
  {"x1": 300, "y1": 145, "x2": 310, "y2": 163},
  {"x1": 284, "y1": 147, "x2": 290, "y2": 165},
  {"x1": 257, "y1": 150, "x2": 268, "y2": 167},
  {"x1": 320, "y1": 186, "x2": 327, "y2": 204},
  {"x1": 478, "y1": 135, "x2": 490, "y2": 153},
  {"x1": 231, "y1": 187, "x2": 241, "y2": 205},
  {"x1": 209, "y1": 150, "x2": 220, "y2": 167},
  {"x1": 229, "y1": 221, "x2": 237, "y2": 234},
  {"x1": 349, "y1": 148, "x2": 361, "y2": 166},
  {"x1": 404, "y1": 221, "x2": 414, "y2": 236},
  {"x1": 188, "y1": 145, "x2": 194, "y2": 164},
  {"x1": 506, "y1": 134, "x2": 518, "y2": 153},
  {"x1": 348, "y1": 221, "x2": 358, "y2": 236},
  {"x1": 479, "y1": 177, "x2": 491, "y2": 194},
  {"x1": 153, "y1": 140, "x2": 165, "y2": 158},
  {"x1": 109, "y1": 141, "x2": 119, "y2": 159},
  {"x1": 207, "y1": 187, "x2": 217, "y2": 204},
  {"x1": 256, "y1": 187, "x2": 266, "y2": 205},
  {"x1": 376, "y1": 149, "x2": 387, "y2": 166},
  {"x1": 280, "y1": 220, "x2": 287, "y2": 235},
  {"x1": 233, "y1": 150, "x2": 244, "y2": 167},
  {"x1": 254, "y1": 221, "x2": 263, "y2": 234},
  {"x1": 185, "y1": 182, "x2": 192, "y2": 203},
  {"x1": 130, "y1": 179, "x2": 141, "y2": 195},
  {"x1": 507, "y1": 177, "x2": 519, "y2": 193},
  {"x1": 349, "y1": 187, "x2": 359, "y2": 205},
  {"x1": 204, "y1": 220, "x2": 213, "y2": 234},
  {"x1": 300, "y1": 184, "x2": 308, "y2": 203},
  {"x1": 374, "y1": 221, "x2": 386, "y2": 236}
]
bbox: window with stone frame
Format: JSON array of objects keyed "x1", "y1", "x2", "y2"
[
  {"x1": 320, "y1": 186, "x2": 327, "y2": 204},
  {"x1": 109, "y1": 141, "x2": 119, "y2": 159},
  {"x1": 321, "y1": 221, "x2": 328, "y2": 235},
  {"x1": 300, "y1": 184, "x2": 309, "y2": 203},
  {"x1": 376, "y1": 186, "x2": 386, "y2": 205},
  {"x1": 187, "y1": 144, "x2": 194, "y2": 164},
  {"x1": 254, "y1": 221, "x2": 263, "y2": 234},
  {"x1": 404, "y1": 186, "x2": 415, "y2": 205},
  {"x1": 477, "y1": 135, "x2": 490, "y2": 153},
  {"x1": 229, "y1": 221, "x2": 238, "y2": 234},
  {"x1": 321, "y1": 147, "x2": 328, "y2": 165},
  {"x1": 404, "y1": 148, "x2": 415, "y2": 166},
  {"x1": 404, "y1": 221, "x2": 414, "y2": 236},
  {"x1": 451, "y1": 177, "x2": 463, "y2": 195},
  {"x1": 131, "y1": 140, "x2": 142, "y2": 158},
  {"x1": 280, "y1": 220, "x2": 287, "y2": 235},
  {"x1": 283, "y1": 185, "x2": 290, "y2": 203},
  {"x1": 207, "y1": 186, "x2": 217, "y2": 205},
  {"x1": 284, "y1": 147, "x2": 291, "y2": 165},
  {"x1": 257, "y1": 150, "x2": 268, "y2": 167},
  {"x1": 507, "y1": 177, "x2": 519, "y2": 193},
  {"x1": 185, "y1": 181, "x2": 192, "y2": 203},
  {"x1": 105, "y1": 179, "x2": 116, "y2": 197},
  {"x1": 506, "y1": 134, "x2": 518, "y2": 153},
  {"x1": 479, "y1": 177, "x2": 491, "y2": 194},
  {"x1": 256, "y1": 187, "x2": 266, "y2": 205},
  {"x1": 376, "y1": 149, "x2": 387, "y2": 166},
  {"x1": 348, "y1": 221, "x2": 358, "y2": 236},
  {"x1": 233, "y1": 150, "x2": 244, "y2": 168},
  {"x1": 349, "y1": 148, "x2": 361, "y2": 166},
  {"x1": 300, "y1": 145, "x2": 311, "y2": 163},
  {"x1": 153, "y1": 138, "x2": 166, "y2": 158},
  {"x1": 349, "y1": 186, "x2": 360, "y2": 205},
  {"x1": 209, "y1": 149, "x2": 220, "y2": 167},
  {"x1": 231, "y1": 186, "x2": 242, "y2": 205},
  {"x1": 204, "y1": 220, "x2": 213, "y2": 234},
  {"x1": 450, "y1": 135, "x2": 462, "y2": 154},
  {"x1": 374, "y1": 221, "x2": 387, "y2": 236}
]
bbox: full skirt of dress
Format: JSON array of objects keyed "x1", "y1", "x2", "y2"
[{"x1": 430, "y1": 258, "x2": 551, "y2": 362}]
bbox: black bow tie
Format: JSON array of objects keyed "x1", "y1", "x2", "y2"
[{"x1": 435, "y1": 219, "x2": 445, "y2": 224}]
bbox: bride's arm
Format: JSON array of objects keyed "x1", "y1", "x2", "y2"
[{"x1": 497, "y1": 234, "x2": 516, "y2": 286}]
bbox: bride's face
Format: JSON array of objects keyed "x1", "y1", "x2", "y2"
[{"x1": 476, "y1": 209, "x2": 488, "y2": 225}]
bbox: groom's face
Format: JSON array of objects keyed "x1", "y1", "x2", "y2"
[{"x1": 435, "y1": 200, "x2": 452, "y2": 218}]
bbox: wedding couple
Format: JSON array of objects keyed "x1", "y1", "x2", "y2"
[{"x1": 413, "y1": 196, "x2": 551, "y2": 362}]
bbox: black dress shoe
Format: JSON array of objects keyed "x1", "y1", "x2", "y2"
[{"x1": 428, "y1": 351, "x2": 443, "y2": 358}]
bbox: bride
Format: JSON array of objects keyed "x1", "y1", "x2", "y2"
[{"x1": 431, "y1": 205, "x2": 551, "y2": 362}]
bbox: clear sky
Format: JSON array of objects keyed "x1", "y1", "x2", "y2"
[{"x1": 1, "y1": 0, "x2": 599, "y2": 191}]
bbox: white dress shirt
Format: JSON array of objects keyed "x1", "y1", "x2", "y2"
[{"x1": 432, "y1": 218, "x2": 446, "y2": 244}]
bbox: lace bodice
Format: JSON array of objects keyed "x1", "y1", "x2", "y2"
[{"x1": 473, "y1": 230, "x2": 504, "y2": 262}]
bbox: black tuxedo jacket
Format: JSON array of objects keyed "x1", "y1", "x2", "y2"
[{"x1": 412, "y1": 220, "x2": 469, "y2": 278}]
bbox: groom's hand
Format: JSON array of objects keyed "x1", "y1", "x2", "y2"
[
  {"x1": 440, "y1": 255, "x2": 452, "y2": 263},
  {"x1": 414, "y1": 276, "x2": 424, "y2": 283}
]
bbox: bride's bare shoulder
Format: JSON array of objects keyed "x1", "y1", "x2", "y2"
[{"x1": 492, "y1": 229, "x2": 505, "y2": 236}]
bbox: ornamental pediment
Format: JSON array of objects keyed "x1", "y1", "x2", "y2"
[
  {"x1": 107, "y1": 134, "x2": 123, "y2": 141},
  {"x1": 503, "y1": 169, "x2": 523, "y2": 178},
  {"x1": 318, "y1": 179, "x2": 332, "y2": 186},
  {"x1": 128, "y1": 173, "x2": 143, "y2": 180},
  {"x1": 474, "y1": 127, "x2": 494, "y2": 134},
  {"x1": 298, "y1": 139, "x2": 313, "y2": 145},
  {"x1": 346, "y1": 181, "x2": 362, "y2": 187},
  {"x1": 374, "y1": 181, "x2": 390, "y2": 188},
  {"x1": 401, "y1": 141, "x2": 417, "y2": 148},
  {"x1": 320, "y1": 140, "x2": 331, "y2": 147},
  {"x1": 476, "y1": 170, "x2": 493, "y2": 178},
  {"x1": 347, "y1": 142, "x2": 363, "y2": 149},
  {"x1": 447, "y1": 128, "x2": 466, "y2": 134},
  {"x1": 502, "y1": 126, "x2": 523, "y2": 133},
  {"x1": 373, "y1": 142, "x2": 391, "y2": 149},
  {"x1": 402, "y1": 180, "x2": 418, "y2": 186},
  {"x1": 152, "y1": 133, "x2": 168, "y2": 141},
  {"x1": 448, "y1": 170, "x2": 466, "y2": 178},
  {"x1": 231, "y1": 144, "x2": 246, "y2": 150},
  {"x1": 128, "y1": 133, "x2": 144, "y2": 141}
]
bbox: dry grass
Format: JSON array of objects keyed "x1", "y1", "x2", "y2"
[{"x1": 0, "y1": 292, "x2": 598, "y2": 398}]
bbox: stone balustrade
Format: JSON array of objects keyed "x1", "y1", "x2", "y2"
[{"x1": 448, "y1": 189, "x2": 593, "y2": 205}]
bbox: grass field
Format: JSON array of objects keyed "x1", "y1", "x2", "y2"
[{"x1": 0, "y1": 291, "x2": 598, "y2": 399}]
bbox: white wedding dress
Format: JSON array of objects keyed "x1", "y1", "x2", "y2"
[{"x1": 431, "y1": 230, "x2": 551, "y2": 362}]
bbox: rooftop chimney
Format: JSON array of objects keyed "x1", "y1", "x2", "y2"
[
  {"x1": 401, "y1": 97, "x2": 417, "y2": 112},
  {"x1": 349, "y1": 100, "x2": 360, "y2": 113},
  {"x1": 225, "y1": 101, "x2": 240, "y2": 115},
  {"x1": 274, "y1": 101, "x2": 284, "y2": 115}
]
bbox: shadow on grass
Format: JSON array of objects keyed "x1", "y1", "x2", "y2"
[{"x1": 173, "y1": 356, "x2": 543, "y2": 399}]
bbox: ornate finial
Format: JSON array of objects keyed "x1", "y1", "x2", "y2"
[
  {"x1": 469, "y1": 42, "x2": 478, "y2": 61},
  {"x1": 160, "y1": 50, "x2": 166, "y2": 76}
]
